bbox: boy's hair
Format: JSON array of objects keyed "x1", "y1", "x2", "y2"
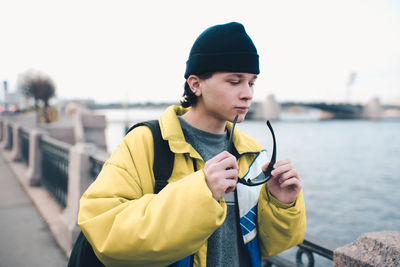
[{"x1": 180, "y1": 72, "x2": 213, "y2": 108}]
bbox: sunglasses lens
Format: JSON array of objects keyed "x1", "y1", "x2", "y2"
[
  {"x1": 251, "y1": 172, "x2": 270, "y2": 184},
  {"x1": 240, "y1": 121, "x2": 276, "y2": 186}
]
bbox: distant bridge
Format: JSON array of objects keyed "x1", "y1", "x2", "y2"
[
  {"x1": 249, "y1": 97, "x2": 400, "y2": 120},
  {"x1": 281, "y1": 102, "x2": 364, "y2": 119}
]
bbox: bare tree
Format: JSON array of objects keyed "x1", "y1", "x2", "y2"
[{"x1": 19, "y1": 71, "x2": 56, "y2": 123}]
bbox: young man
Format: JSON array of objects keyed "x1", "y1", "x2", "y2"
[{"x1": 78, "y1": 22, "x2": 306, "y2": 267}]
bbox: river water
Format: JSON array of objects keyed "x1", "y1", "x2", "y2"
[{"x1": 95, "y1": 108, "x2": 400, "y2": 263}]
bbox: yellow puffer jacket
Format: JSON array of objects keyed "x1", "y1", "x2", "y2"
[{"x1": 78, "y1": 105, "x2": 306, "y2": 267}]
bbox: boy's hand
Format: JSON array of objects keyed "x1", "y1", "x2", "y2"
[
  {"x1": 204, "y1": 151, "x2": 238, "y2": 201},
  {"x1": 264, "y1": 158, "x2": 302, "y2": 204}
]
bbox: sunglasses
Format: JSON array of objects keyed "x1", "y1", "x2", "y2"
[{"x1": 228, "y1": 115, "x2": 277, "y2": 186}]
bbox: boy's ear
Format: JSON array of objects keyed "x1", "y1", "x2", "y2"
[{"x1": 187, "y1": 75, "x2": 202, "y2": 96}]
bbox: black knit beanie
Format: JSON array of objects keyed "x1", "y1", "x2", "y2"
[{"x1": 184, "y1": 22, "x2": 259, "y2": 79}]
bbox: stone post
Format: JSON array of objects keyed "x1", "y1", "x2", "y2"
[
  {"x1": 0, "y1": 119, "x2": 4, "y2": 144},
  {"x1": 10, "y1": 123, "x2": 22, "y2": 161},
  {"x1": 262, "y1": 94, "x2": 281, "y2": 121},
  {"x1": 26, "y1": 129, "x2": 46, "y2": 186},
  {"x1": 73, "y1": 112, "x2": 107, "y2": 151},
  {"x1": 334, "y1": 231, "x2": 400, "y2": 267},
  {"x1": 60, "y1": 142, "x2": 98, "y2": 255},
  {"x1": 363, "y1": 97, "x2": 383, "y2": 120},
  {"x1": 73, "y1": 112, "x2": 85, "y2": 144},
  {"x1": 1, "y1": 119, "x2": 10, "y2": 149}
]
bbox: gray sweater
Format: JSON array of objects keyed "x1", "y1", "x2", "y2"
[{"x1": 178, "y1": 117, "x2": 249, "y2": 267}]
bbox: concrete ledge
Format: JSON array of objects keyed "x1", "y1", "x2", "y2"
[{"x1": 334, "y1": 231, "x2": 400, "y2": 267}]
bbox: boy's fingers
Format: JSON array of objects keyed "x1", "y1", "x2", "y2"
[
  {"x1": 225, "y1": 169, "x2": 238, "y2": 181},
  {"x1": 262, "y1": 162, "x2": 271, "y2": 171},
  {"x1": 207, "y1": 151, "x2": 236, "y2": 166},
  {"x1": 278, "y1": 169, "x2": 299, "y2": 183},
  {"x1": 280, "y1": 177, "x2": 302, "y2": 190},
  {"x1": 225, "y1": 179, "x2": 238, "y2": 194},
  {"x1": 218, "y1": 156, "x2": 238, "y2": 170},
  {"x1": 273, "y1": 158, "x2": 291, "y2": 168},
  {"x1": 271, "y1": 163, "x2": 294, "y2": 176}
]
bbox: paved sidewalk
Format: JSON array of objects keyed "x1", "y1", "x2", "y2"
[{"x1": 0, "y1": 153, "x2": 68, "y2": 267}]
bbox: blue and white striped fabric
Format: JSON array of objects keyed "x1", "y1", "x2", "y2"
[{"x1": 237, "y1": 149, "x2": 269, "y2": 267}]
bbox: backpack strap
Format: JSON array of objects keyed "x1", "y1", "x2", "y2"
[{"x1": 126, "y1": 120, "x2": 174, "y2": 193}]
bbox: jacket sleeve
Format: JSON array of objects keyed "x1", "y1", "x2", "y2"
[
  {"x1": 78, "y1": 126, "x2": 226, "y2": 267},
  {"x1": 257, "y1": 184, "x2": 306, "y2": 257}
]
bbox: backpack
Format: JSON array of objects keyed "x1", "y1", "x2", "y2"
[{"x1": 68, "y1": 120, "x2": 174, "y2": 267}]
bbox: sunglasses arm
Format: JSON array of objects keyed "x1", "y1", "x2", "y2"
[{"x1": 262, "y1": 120, "x2": 276, "y2": 181}]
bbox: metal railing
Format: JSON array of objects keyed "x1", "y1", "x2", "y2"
[
  {"x1": 89, "y1": 154, "x2": 106, "y2": 180},
  {"x1": 264, "y1": 235, "x2": 334, "y2": 267},
  {"x1": 5, "y1": 124, "x2": 13, "y2": 150},
  {"x1": 19, "y1": 127, "x2": 30, "y2": 165},
  {"x1": 40, "y1": 135, "x2": 70, "y2": 208}
]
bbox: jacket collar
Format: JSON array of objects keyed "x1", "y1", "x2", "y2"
[{"x1": 159, "y1": 105, "x2": 263, "y2": 158}]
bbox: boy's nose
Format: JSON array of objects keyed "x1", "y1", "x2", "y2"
[{"x1": 240, "y1": 84, "x2": 253, "y2": 100}]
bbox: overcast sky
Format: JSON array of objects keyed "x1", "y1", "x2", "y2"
[{"x1": 1, "y1": 0, "x2": 400, "y2": 104}]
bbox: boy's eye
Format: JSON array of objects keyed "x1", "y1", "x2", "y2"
[{"x1": 230, "y1": 80, "x2": 240, "y2": 85}]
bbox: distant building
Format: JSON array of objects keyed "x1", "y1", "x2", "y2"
[{"x1": 1, "y1": 80, "x2": 26, "y2": 113}]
